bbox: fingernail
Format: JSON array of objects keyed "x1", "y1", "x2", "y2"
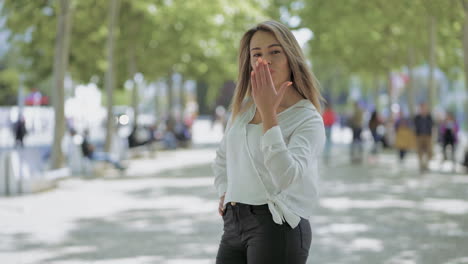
[
  {"x1": 288, "y1": 82, "x2": 293, "y2": 86},
  {"x1": 256, "y1": 61, "x2": 259, "y2": 66},
  {"x1": 259, "y1": 58, "x2": 263, "y2": 63}
]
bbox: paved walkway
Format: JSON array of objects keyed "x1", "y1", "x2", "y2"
[{"x1": 1, "y1": 122, "x2": 468, "y2": 264}]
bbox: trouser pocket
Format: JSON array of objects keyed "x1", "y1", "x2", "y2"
[{"x1": 299, "y1": 219, "x2": 312, "y2": 253}]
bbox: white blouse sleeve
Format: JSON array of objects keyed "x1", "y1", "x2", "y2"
[
  {"x1": 261, "y1": 113, "x2": 325, "y2": 191},
  {"x1": 212, "y1": 115, "x2": 232, "y2": 197}
]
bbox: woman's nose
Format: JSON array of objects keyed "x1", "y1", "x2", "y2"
[{"x1": 262, "y1": 58, "x2": 271, "y2": 65}]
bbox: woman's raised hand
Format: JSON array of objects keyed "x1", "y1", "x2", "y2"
[{"x1": 251, "y1": 57, "x2": 292, "y2": 118}]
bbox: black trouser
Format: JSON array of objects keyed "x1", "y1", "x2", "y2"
[
  {"x1": 442, "y1": 139, "x2": 455, "y2": 162},
  {"x1": 399, "y1": 149, "x2": 407, "y2": 161},
  {"x1": 216, "y1": 203, "x2": 311, "y2": 264}
]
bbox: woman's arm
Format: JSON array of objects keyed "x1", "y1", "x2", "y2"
[
  {"x1": 261, "y1": 114, "x2": 325, "y2": 191},
  {"x1": 212, "y1": 114, "x2": 233, "y2": 197},
  {"x1": 212, "y1": 133, "x2": 228, "y2": 197}
]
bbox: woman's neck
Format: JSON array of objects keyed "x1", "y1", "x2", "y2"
[{"x1": 279, "y1": 86, "x2": 304, "y2": 109}]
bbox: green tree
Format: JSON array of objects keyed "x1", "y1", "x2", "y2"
[{"x1": 50, "y1": 0, "x2": 73, "y2": 169}]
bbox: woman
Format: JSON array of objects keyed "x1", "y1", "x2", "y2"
[{"x1": 212, "y1": 20, "x2": 325, "y2": 264}]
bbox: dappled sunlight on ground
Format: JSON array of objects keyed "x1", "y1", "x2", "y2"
[
  {"x1": 310, "y1": 149, "x2": 468, "y2": 264},
  {"x1": 0, "y1": 145, "x2": 467, "y2": 263}
]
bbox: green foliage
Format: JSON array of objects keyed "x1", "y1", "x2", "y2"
[
  {"x1": 1, "y1": 0, "x2": 273, "y2": 106},
  {"x1": 0, "y1": 68, "x2": 19, "y2": 105},
  {"x1": 291, "y1": 0, "x2": 464, "y2": 100}
]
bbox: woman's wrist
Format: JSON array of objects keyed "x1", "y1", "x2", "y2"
[{"x1": 261, "y1": 113, "x2": 278, "y2": 133}]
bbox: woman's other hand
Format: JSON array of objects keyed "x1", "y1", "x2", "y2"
[{"x1": 218, "y1": 194, "x2": 226, "y2": 216}]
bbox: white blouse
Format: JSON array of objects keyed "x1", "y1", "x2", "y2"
[{"x1": 212, "y1": 98, "x2": 325, "y2": 228}]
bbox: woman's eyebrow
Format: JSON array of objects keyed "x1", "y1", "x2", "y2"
[{"x1": 250, "y1": 44, "x2": 282, "y2": 51}]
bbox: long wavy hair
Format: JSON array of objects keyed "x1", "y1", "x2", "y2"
[{"x1": 230, "y1": 20, "x2": 323, "y2": 121}]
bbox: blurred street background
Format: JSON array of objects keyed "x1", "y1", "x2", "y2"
[{"x1": 0, "y1": 0, "x2": 468, "y2": 263}]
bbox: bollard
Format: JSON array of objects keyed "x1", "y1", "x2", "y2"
[
  {"x1": 0, "y1": 151, "x2": 11, "y2": 196},
  {"x1": 6, "y1": 152, "x2": 10, "y2": 196},
  {"x1": 1, "y1": 150, "x2": 37, "y2": 196},
  {"x1": 17, "y1": 150, "x2": 23, "y2": 194},
  {"x1": 1, "y1": 151, "x2": 27, "y2": 196}
]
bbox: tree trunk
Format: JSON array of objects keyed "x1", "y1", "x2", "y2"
[
  {"x1": 167, "y1": 69, "x2": 174, "y2": 119},
  {"x1": 128, "y1": 47, "x2": 138, "y2": 127},
  {"x1": 371, "y1": 74, "x2": 379, "y2": 110},
  {"x1": 407, "y1": 46, "x2": 416, "y2": 118},
  {"x1": 196, "y1": 80, "x2": 209, "y2": 115},
  {"x1": 428, "y1": 15, "x2": 436, "y2": 110},
  {"x1": 179, "y1": 76, "x2": 186, "y2": 118},
  {"x1": 387, "y1": 70, "x2": 393, "y2": 119},
  {"x1": 327, "y1": 77, "x2": 334, "y2": 105},
  {"x1": 154, "y1": 84, "x2": 160, "y2": 124},
  {"x1": 463, "y1": 0, "x2": 468, "y2": 131},
  {"x1": 104, "y1": 0, "x2": 120, "y2": 152},
  {"x1": 51, "y1": 0, "x2": 72, "y2": 169}
]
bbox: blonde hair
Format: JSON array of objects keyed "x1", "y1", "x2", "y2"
[{"x1": 230, "y1": 20, "x2": 323, "y2": 121}]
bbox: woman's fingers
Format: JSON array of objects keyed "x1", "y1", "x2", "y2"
[
  {"x1": 219, "y1": 195, "x2": 225, "y2": 216},
  {"x1": 218, "y1": 206, "x2": 223, "y2": 216},
  {"x1": 254, "y1": 58, "x2": 260, "y2": 77},
  {"x1": 251, "y1": 71, "x2": 257, "y2": 96},
  {"x1": 278, "y1": 81, "x2": 293, "y2": 100},
  {"x1": 258, "y1": 58, "x2": 267, "y2": 88},
  {"x1": 265, "y1": 62, "x2": 275, "y2": 92},
  {"x1": 254, "y1": 58, "x2": 262, "y2": 88}
]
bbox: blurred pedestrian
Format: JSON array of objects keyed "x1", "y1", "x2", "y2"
[
  {"x1": 174, "y1": 119, "x2": 192, "y2": 148},
  {"x1": 322, "y1": 102, "x2": 337, "y2": 163},
  {"x1": 414, "y1": 103, "x2": 434, "y2": 173},
  {"x1": 463, "y1": 148, "x2": 468, "y2": 173},
  {"x1": 162, "y1": 117, "x2": 178, "y2": 149},
  {"x1": 439, "y1": 112, "x2": 459, "y2": 169},
  {"x1": 81, "y1": 130, "x2": 126, "y2": 171},
  {"x1": 13, "y1": 115, "x2": 27, "y2": 148},
  {"x1": 128, "y1": 125, "x2": 153, "y2": 148},
  {"x1": 212, "y1": 21, "x2": 325, "y2": 264},
  {"x1": 394, "y1": 116, "x2": 415, "y2": 163},
  {"x1": 64, "y1": 128, "x2": 84, "y2": 174},
  {"x1": 350, "y1": 102, "x2": 364, "y2": 163},
  {"x1": 368, "y1": 110, "x2": 383, "y2": 154}
]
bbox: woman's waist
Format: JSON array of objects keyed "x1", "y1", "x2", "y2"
[{"x1": 224, "y1": 202, "x2": 270, "y2": 215}]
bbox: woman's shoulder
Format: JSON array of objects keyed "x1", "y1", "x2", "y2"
[
  {"x1": 288, "y1": 99, "x2": 321, "y2": 119},
  {"x1": 281, "y1": 100, "x2": 323, "y2": 130}
]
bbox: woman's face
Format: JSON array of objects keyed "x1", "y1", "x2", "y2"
[{"x1": 249, "y1": 31, "x2": 291, "y2": 90}]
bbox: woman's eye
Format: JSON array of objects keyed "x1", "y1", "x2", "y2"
[
  {"x1": 252, "y1": 53, "x2": 261, "y2": 57},
  {"x1": 271, "y1": 50, "x2": 281, "y2": 55}
]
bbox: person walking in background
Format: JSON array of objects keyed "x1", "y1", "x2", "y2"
[
  {"x1": 81, "y1": 130, "x2": 126, "y2": 171},
  {"x1": 13, "y1": 115, "x2": 27, "y2": 148},
  {"x1": 414, "y1": 103, "x2": 434, "y2": 173},
  {"x1": 64, "y1": 128, "x2": 84, "y2": 174},
  {"x1": 439, "y1": 111, "x2": 459, "y2": 170},
  {"x1": 368, "y1": 110, "x2": 383, "y2": 155},
  {"x1": 394, "y1": 115, "x2": 415, "y2": 163},
  {"x1": 212, "y1": 20, "x2": 325, "y2": 264},
  {"x1": 350, "y1": 102, "x2": 364, "y2": 163},
  {"x1": 322, "y1": 102, "x2": 337, "y2": 163},
  {"x1": 463, "y1": 148, "x2": 468, "y2": 173}
]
